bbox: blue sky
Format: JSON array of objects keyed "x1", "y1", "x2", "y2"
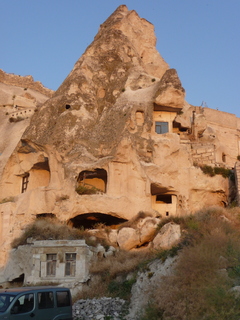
[{"x1": 1, "y1": 1, "x2": 239, "y2": 117}]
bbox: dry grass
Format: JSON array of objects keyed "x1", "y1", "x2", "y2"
[
  {"x1": 141, "y1": 207, "x2": 240, "y2": 319},
  {"x1": 11, "y1": 217, "x2": 108, "y2": 249},
  {"x1": 76, "y1": 250, "x2": 154, "y2": 301},
  {"x1": 90, "y1": 250, "x2": 153, "y2": 278}
]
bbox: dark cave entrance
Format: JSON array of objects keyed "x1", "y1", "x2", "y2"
[
  {"x1": 69, "y1": 213, "x2": 127, "y2": 229},
  {"x1": 8, "y1": 273, "x2": 25, "y2": 287},
  {"x1": 36, "y1": 213, "x2": 56, "y2": 219}
]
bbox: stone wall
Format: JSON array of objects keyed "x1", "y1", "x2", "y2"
[{"x1": 190, "y1": 143, "x2": 215, "y2": 166}]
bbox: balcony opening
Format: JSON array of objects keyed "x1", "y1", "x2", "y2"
[{"x1": 76, "y1": 168, "x2": 107, "y2": 194}]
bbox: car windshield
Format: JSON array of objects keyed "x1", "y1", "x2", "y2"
[{"x1": 0, "y1": 294, "x2": 16, "y2": 312}]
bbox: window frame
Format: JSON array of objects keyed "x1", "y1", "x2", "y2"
[
  {"x1": 155, "y1": 121, "x2": 169, "y2": 134},
  {"x1": 21, "y1": 173, "x2": 30, "y2": 193},
  {"x1": 46, "y1": 254, "x2": 57, "y2": 277},
  {"x1": 56, "y1": 291, "x2": 71, "y2": 307},
  {"x1": 65, "y1": 253, "x2": 76, "y2": 277}
]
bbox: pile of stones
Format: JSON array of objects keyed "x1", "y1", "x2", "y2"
[{"x1": 73, "y1": 297, "x2": 127, "y2": 320}]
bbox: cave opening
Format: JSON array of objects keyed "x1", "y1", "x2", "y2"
[
  {"x1": 69, "y1": 212, "x2": 127, "y2": 229},
  {"x1": 8, "y1": 273, "x2": 25, "y2": 287},
  {"x1": 77, "y1": 168, "x2": 107, "y2": 194},
  {"x1": 36, "y1": 213, "x2": 56, "y2": 219}
]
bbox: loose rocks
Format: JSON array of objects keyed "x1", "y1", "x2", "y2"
[{"x1": 73, "y1": 297, "x2": 127, "y2": 320}]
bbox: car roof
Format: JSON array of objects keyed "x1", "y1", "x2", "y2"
[{"x1": 0, "y1": 286, "x2": 70, "y2": 294}]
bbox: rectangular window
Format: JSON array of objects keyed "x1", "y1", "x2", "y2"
[
  {"x1": 38, "y1": 292, "x2": 54, "y2": 309},
  {"x1": 56, "y1": 291, "x2": 71, "y2": 307},
  {"x1": 21, "y1": 173, "x2": 30, "y2": 193},
  {"x1": 156, "y1": 194, "x2": 172, "y2": 203},
  {"x1": 46, "y1": 254, "x2": 57, "y2": 276},
  {"x1": 155, "y1": 122, "x2": 169, "y2": 134},
  {"x1": 65, "y1": 253, "x2": 76, "y2": 276}
]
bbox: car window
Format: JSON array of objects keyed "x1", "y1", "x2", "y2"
[
  {"x1": 11, "y1": 293, "x2": 34, "y2": 314},
  {"x1": 38, "y1": 291, "x2": 54, "y2": 309},
  {"x1": 0, "y1": 294, "x2": 15, "y2": 312},
  {"x1": 56, "y1": 291, "x2": 71, "y2": 307}
]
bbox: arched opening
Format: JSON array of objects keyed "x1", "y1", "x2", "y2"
[
  {"x1": 76, "y1": 169, "x2": 107, "y2": 194},
  {"x1": 69, "y1": 213, "x2": 127, "y2": 229},
  {"x1": 9, "y1": 273, "x2": 24, "y2": 287},
  {"x1": 135, "y1": 111, "x2": 144, "y2": 126}
]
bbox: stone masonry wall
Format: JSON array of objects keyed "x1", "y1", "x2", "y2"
[
  {"x1": 187, "y1": 142, "x2": 215, "y2": 166},
  {"x1": 180, "y1": 140, "x2": 216, "y2": 167}
]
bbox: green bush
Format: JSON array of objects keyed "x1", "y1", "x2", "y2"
[
  {"x1": 108, "y1": 277, "x2": 136, "y2": 300},
  {"x1": 75, "y1": 184, "x2": 101, "y2": 195},
  {"x1": 199, "y1": 165, "x2": 232, "y2": 178},
  {"x1": 200, "y1": 165, "x2": 215, "y2": 176},
  {"x1": 214, "y1": 166, "x2": 232, "y2": 178},
  {"x1": 155, "y1": 246, "x2": 180, "y2": 262}
]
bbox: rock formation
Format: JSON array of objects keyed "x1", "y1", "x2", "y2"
[
  {"x1": 0, "y1": 69, "x2": 53, "y2": 97},
  {"x1": 0, "y1": 5, "x2": 240, "y2": 267}
]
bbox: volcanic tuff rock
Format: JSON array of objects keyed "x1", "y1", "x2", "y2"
[
  {"x1": 0, "y1": 5, "x2": 240, "y2": 268},
  {"x1": 0, "y1": 70, "x2": 53, "y2": 178},
  {"x1": 0, "y1": 69, "x2": 53, "y2": 97},
  {"x1": 22, "y1": 5, "x2": 170, "y2": 156}
]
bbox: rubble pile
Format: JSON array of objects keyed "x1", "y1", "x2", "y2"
[{"x1": 73, "y1": 297, "x2": 127, "y2": 320}]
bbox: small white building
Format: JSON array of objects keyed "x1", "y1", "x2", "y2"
[
  {"x1": 27, "y1": 240, "x2": 92, "y2": 285},
  {"x1": 0, "y1": 240, "x2": 94, "y2": 288}
]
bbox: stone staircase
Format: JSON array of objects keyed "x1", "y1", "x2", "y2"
[{"x1": 235, "y1": 161, "x2": 240, "y2": 206}]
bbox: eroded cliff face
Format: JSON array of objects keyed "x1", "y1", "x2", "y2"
[
  {"x1": 0, "y1": 71, "x2": 53, "y2": 179},
  {"x1": 0, "y1": 5, "x2": 239, "y2": 266}
]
